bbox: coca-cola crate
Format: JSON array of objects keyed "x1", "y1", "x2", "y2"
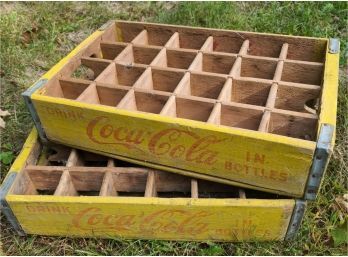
[
  {"x1": 22, "y1": 20, "x2": 339, "y2": 199},
  {"x1": 0, "y1": 128, "x2": 305, "y2": 241}
]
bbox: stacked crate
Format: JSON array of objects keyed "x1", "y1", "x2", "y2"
[{"x1": 0, "y1": 20, "x2": 339, "y2": 241}]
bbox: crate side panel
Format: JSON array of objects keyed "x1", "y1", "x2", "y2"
[
  {"x1": 7, "y1": 196, "x2": 294, "y2": 241},
  {"x1": 31, "y1": 97, "x2": 315, "y2": 197},
  {"x1": 318, "y1": 48, "x2": 339, "y2": 144},
  {"x1": 7, "y1": 128, "x2": 39, "y2": 173}
]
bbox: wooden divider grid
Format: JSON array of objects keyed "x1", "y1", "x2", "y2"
[
  {"x1": 42, "y1": 25, "x2": 325, "y2": 141},
  {"x1": 12, "y1": 145, "x2": 266, "y2": 199}
]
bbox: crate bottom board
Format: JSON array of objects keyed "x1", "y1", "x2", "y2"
[{"x1": 6, "y1": 196, "x2": 294, "y2": 241}]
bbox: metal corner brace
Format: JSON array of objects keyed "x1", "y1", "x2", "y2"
[
  {"x1": 0, "y1": 172, "x2": 26, "y2": 236},
  {"x1": 305, "y1": 124, "x2": 335, "y2": 200},
  {"x1": 22, "y1": 79, "x2": 48, "y2": 143},
  {"x1": 285, "y1": 199, "x2": 306, "y2": 240},
  {"x1": 329, "y1": 38, "x2": 340, "y2": 54}
]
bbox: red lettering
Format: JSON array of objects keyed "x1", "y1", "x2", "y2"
[
  {"x1": 86, "y1": 116, "x2": 146, "y2": 152},
  {"x1": 279, "y1": 172, "x2": 288, "y2": 182},
  {"x1": 269, "y1": 170, "x2": 278, "y2": 180},
  {"x1": 169, "y1": 145, "x2": 185, "y2": 158},
  {"x1": 100, "y1": 124, "x2": 113, "y2": 138}
]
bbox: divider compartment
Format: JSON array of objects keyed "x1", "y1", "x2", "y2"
[
  {"x1": 95, "y1": 63, "x2": 146, "y2": 87},
  {"x1": 161, "y1": 97, "x2": 215, "y2": 122},
  {"x1": 248, "y1": 38, "x2": 284, "y2": 58},
  {"x1": 131, "y1": 29, "x2": 175, "y2": 46},
  {"x1": 43, "y1": 78, "x2": 92, "y2": 100},
  {"x1": 71, "y1": 58, "x2": 112, "y2": 80},
  {"x1": 164, "y1": 31, "x2": 209, "y2": 50},
  {"x1": 281, "y1": 61, "x2": 323, "y2": 85},
  {"x1": 268, "y1": 111, "x2": 318, "y2": 140},
  {"x1": 175, "y1": 72, "x2": 227, "y2": 99},
  {"x1": 228, "y1": 79, "x2": 272, "y2": 106},
  {"x1": 151, "y1": 48, "x2": 198, "y2": 70},
  {"x1": 100, "y1": 42, "x2": 128, "y2": 60},
  {"x1": 190, "y1": 52, "x2": 237, "y2": 75},
  {"x1": 133, "y1": 67, "x2": 185, "y2": 93},
  {"x1": 116, "y1": 45, "x2": 162, "y2": 65},
  {"x1": 275, "y1": 83, "x2": 321, "y2": 113},
  {"x1": 240, "y1": 57, "x2": 278, "y2": 79},
  {"x1": 211, "y1": 35, "x2": 244, "y2": 54},
  {"x1": 217, "y1": 104, "x2": 264, "y2": 130},
  {"x1": 118, "y1": 90, "x2": 170, "y2": 114}
]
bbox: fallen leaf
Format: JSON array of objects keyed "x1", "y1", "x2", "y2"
[
  {"x1": 21, "y1": 24, "x2": 39, "y2": 45},
  {"x1": 21, "y1": 31, "x2": 32, "y2": 44},
  {"x1": 335, "y1": 194, "x2": 348, "y2": 214},
  {"x1": 0, "y1": 108, "x2": 10, "y2": 129}
]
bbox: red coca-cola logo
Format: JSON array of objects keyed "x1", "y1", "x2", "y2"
[
  {"x1": 86, "y1": 116, "x2": 226, "y2": 165},
  {"x1": 72, "y1": 207, "x2": 212, "y2": 235}
]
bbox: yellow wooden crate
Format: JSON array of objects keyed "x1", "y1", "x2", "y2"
[
  {"x1": 22, "y1": 20, "x2": 339, "y2": 199},
  {"x1": 1, "y1": 128, "x2": 305, "y2": 241}
]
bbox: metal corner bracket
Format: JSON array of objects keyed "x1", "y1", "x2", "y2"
[
  {"x1": 22, "y1": 79, "x2": 48, "y2": 144},
  {"x1": 329, "y1": 38, "x2": 340, "y2": 54},
  {"x1": 304, "y1": 124, "x2": 334, "y2": 200},
  {"x1": 0, "y1": 172, "x2": 26, "y2": 236},
  {"x1": 285, "y1": 199, "x2": 306, "y2": 240}
]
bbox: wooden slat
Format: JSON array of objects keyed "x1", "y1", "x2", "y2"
[
  {"x1": 150, "y1": 48, "x2": 167, "y2": 67},
  {"x1": 115, "y1": 44, "x2": 134, "y2": 63},
  {"x1": 191, "y1": 179, "x2": 199, "y2": 198},
  {"x1": 107, "y1": 159, "x2": 115, "y2": 167},
  {"x1": 100, "y1": 41, "x2": 128, "y2": 60},
  {"x1": 145, "y1": 170, "x2": 157, "y2": 197},
  {"x1": 116, "y1": 89, "x2": 136, "y2": 110},
  {"x1": 160, "y1": 95, "x2": 177, "y2": 117},
  {"x1": 66, "y1": 149, "x2": 83, "y2": 167},
  {"x1": 207, "y1": 103, "x2": 221, "y2": 124},
  {"x1": 10, "y1": 170, "x2": 38, "y2": 195},
  {"x1": 188, "y1": 52, "x2": 203, "y2": 71},
  {"x1": 99, "y1": 171, "x2": 117, "y2": 196},
  {"x1": 217, "y1": 78, "x2": 232, "y2": 102},
  {"x1": 258, "y1": 111, "x2": 271, "y2": 132},
  {"x1": 229, "y1": 56, "x2": 242, "y2": 77},
  {"x1": 239, "y1": 40, "x2": 250, "y2": 55},
  {"x1": 133, "y1": 67, "x2": 152, "y2": 89},
  {"x1": 76, "y1": 83, "x2": 100, "y2": 104},
  {"x1": 238, "y1": 189, "x2": 246, "y2": 199},
  {"x1": 200, "y1": 36, "x2": 214, "y2": 52},
  {"x1": 279, "y1": 43, "x2": 289, "y2": 60},
  {"x1": 165, "y1": 32, "x2": 179, "y2": 48},
  {"x1": 265, "y1": 83, "x2": 278, "y2": 109},
  {"x1": 54, "y1": 170, "x2": 78, "y2": 196},
  {"x1": 273, "y1": 43, "x2": 289, "y2": 82},
  {"x1": 260, "y1": 43, "x2": 288, "y2": 132},
  {"x1": 131, "y1": 29, "x2": 148, "y2": 45},
  {"x1": 273, "y1": 61, "x2": 284, "y2": 82}
]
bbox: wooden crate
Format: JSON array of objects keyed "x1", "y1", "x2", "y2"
[
  {"x1": 22, "y1": 20, "x2": 339, "y2": 199},
  {"x1": 0, "y1": 128, "x2": 305, "y2": 241}
]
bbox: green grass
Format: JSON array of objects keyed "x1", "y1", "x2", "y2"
[{"x1": 1, "y1": 2, "x2": 347, "y2": 255}]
